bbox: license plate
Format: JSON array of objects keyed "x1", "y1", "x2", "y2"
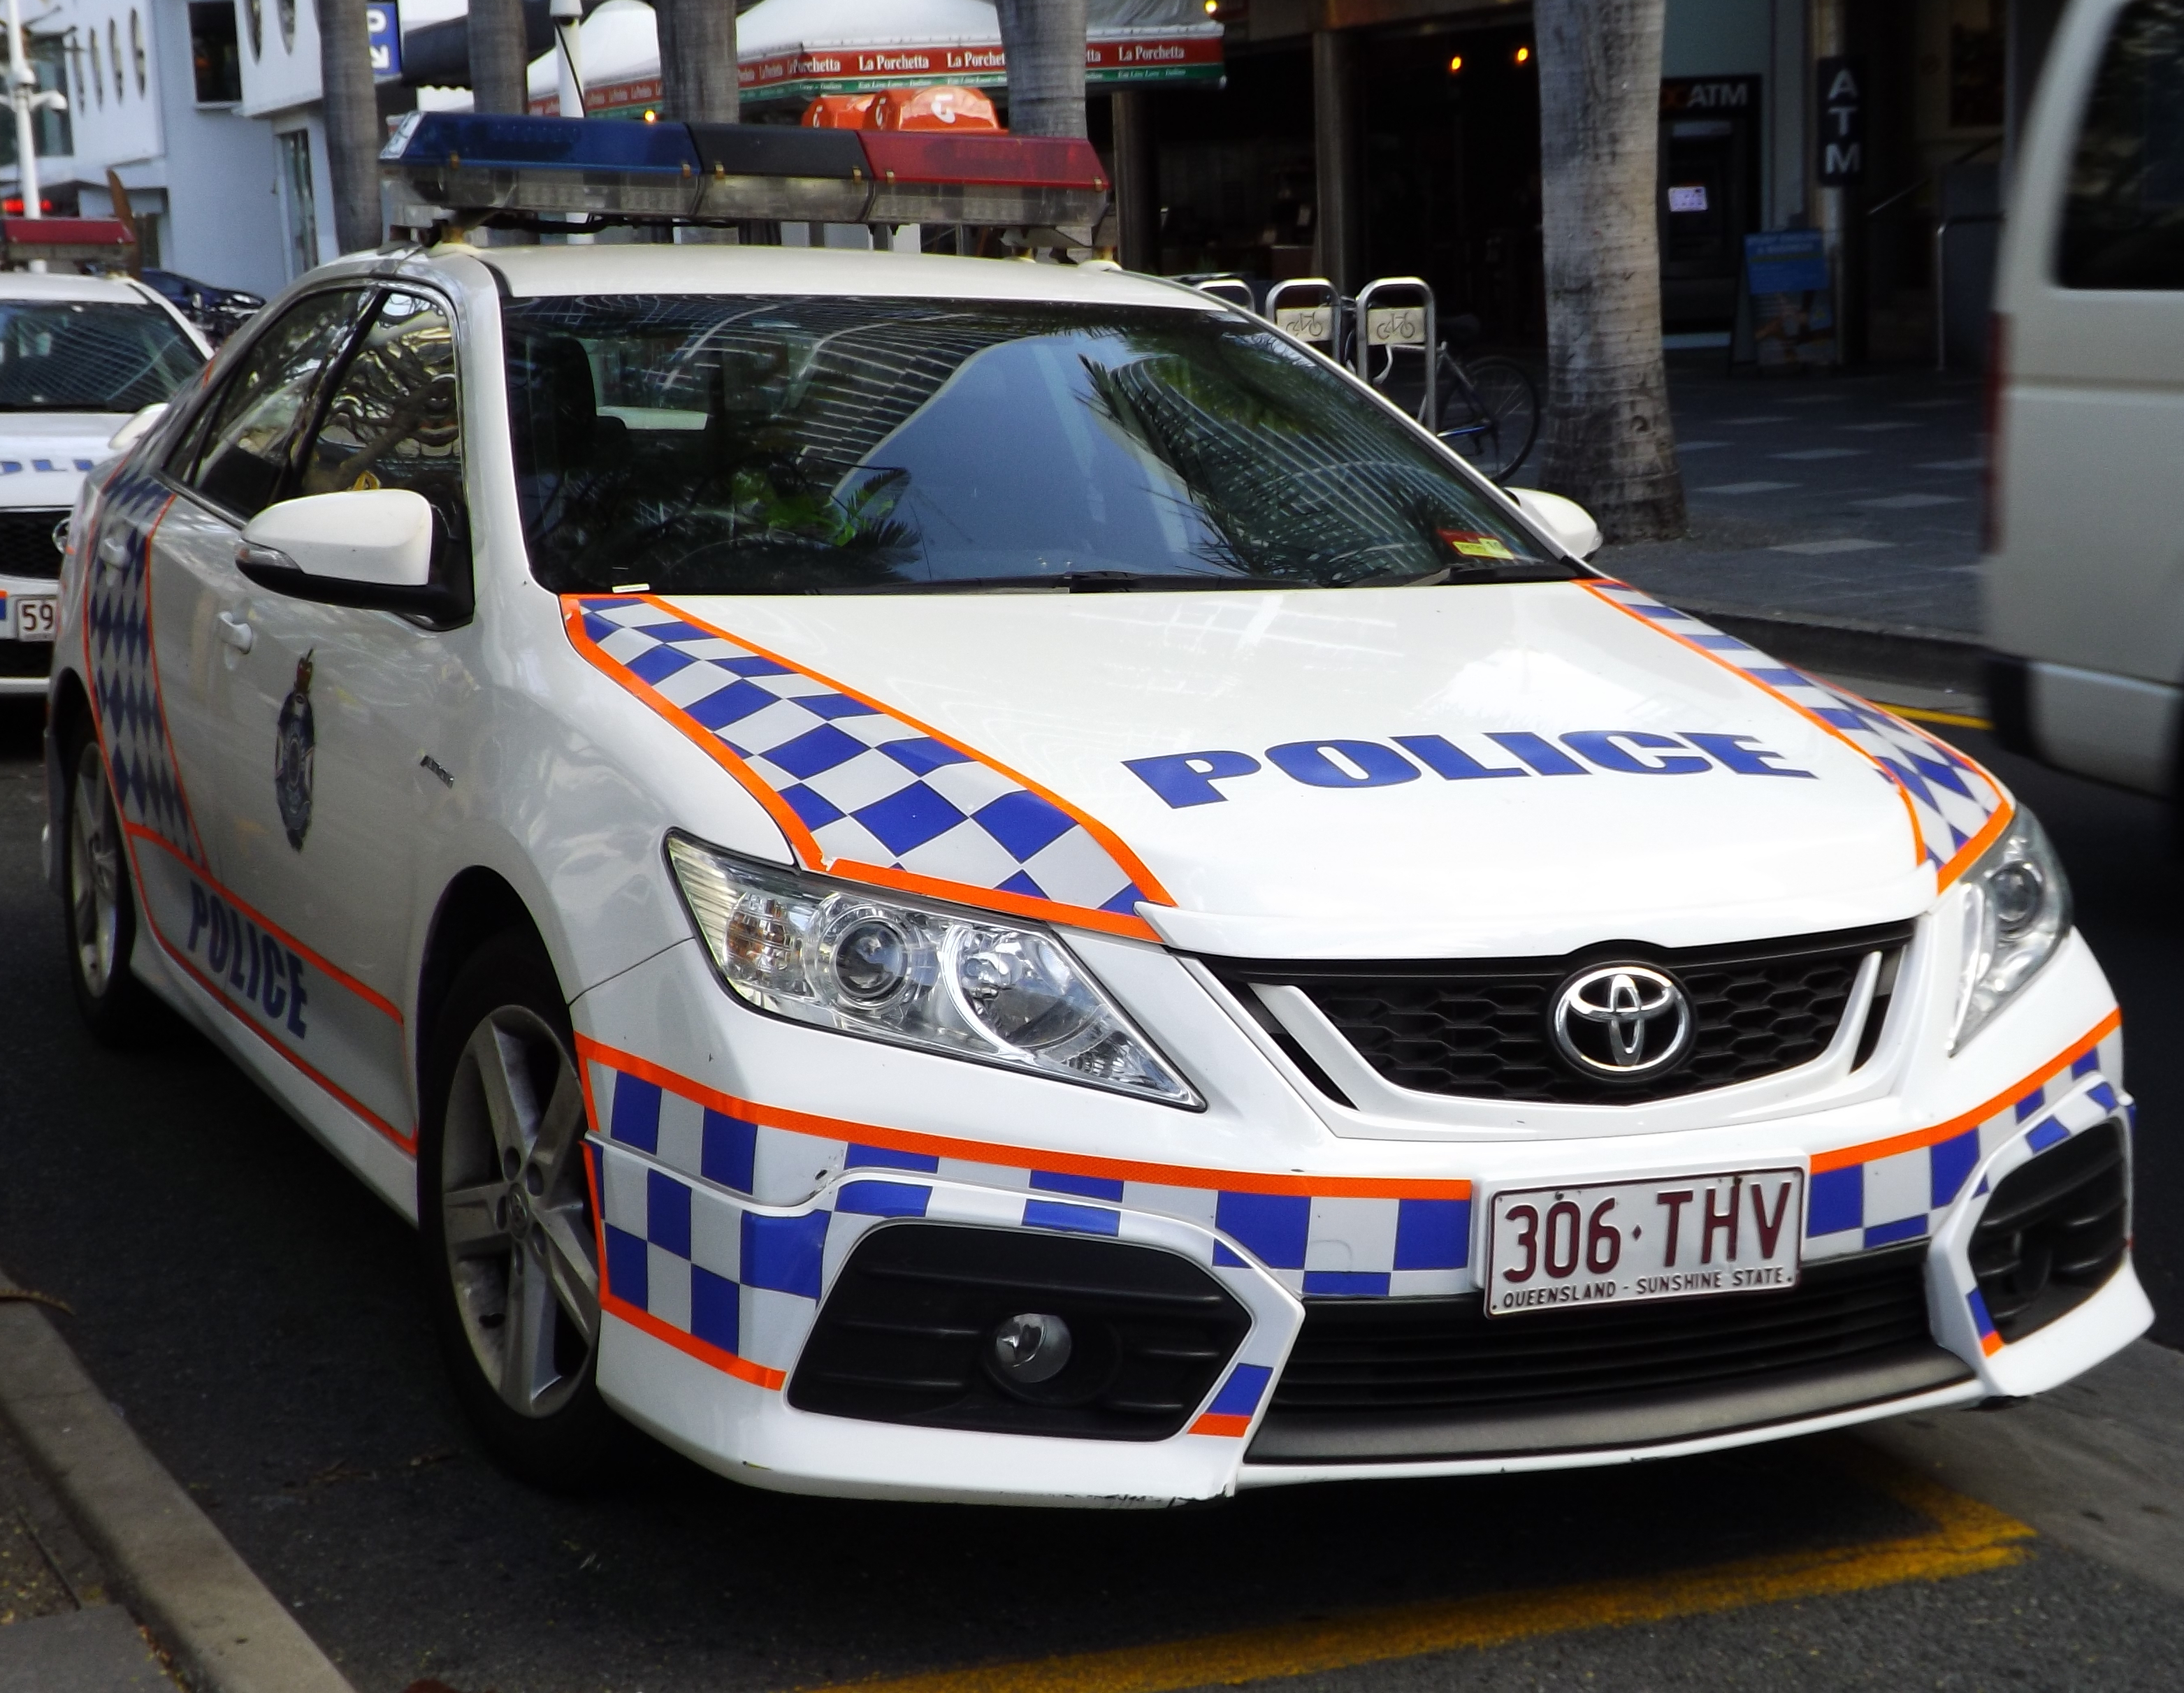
[
  {"x1": 8, "y1": 595, "x2": 55, "y2": 641},
  {"x1": 1484, "y1": 1168, "x2": 1803, "y2": 1316}
]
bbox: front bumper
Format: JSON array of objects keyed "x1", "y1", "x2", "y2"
[{"x1": 572, "y1": 933, "x2": 2146, "y2": 1506}]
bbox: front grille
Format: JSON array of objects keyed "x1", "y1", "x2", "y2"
[
  {"x1": 0, "y1": 636, "x2": 49, "y2": 676},
  {"x1": 1972, "y1": 1121, "x2": 2127, "y2": 1342},
  {"x1": 788, "y1": 1223, "x2": 1251, "y2": 1441},
  {"x1": 1212, "y1": 922, "x2": 1912, "y2": 1105},
  {"x1": 1250, "y1": 1246, "x2": 1969, "y2": 1462},
  {"x1": 0, "y1": 507, "x2": 67, "y2": 581}
]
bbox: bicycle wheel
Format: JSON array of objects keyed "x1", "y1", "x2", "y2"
[{"x1": 1440, "y1": 355, "x2": 1540, "y2": 481}]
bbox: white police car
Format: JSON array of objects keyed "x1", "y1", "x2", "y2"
[
  {"x1": 43, "y1": 114, "x2": 2144, "y2": 1502},
  {"x1": 0, "y1": 269, "x2": 205, "y2": 697}
]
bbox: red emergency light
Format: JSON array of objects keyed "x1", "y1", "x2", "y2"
[{"x1": 0, "y1": 217, "x2": 135, "y2": 265}]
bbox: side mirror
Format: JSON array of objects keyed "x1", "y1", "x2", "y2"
[
  {"x1": 107, "y1": 402, "x2": 166, "y2": 455},
  {"x1": 236, "y1": 489, "x2": 448, "y2": 615},
  {"x1": 1506, "y1": 487, "x2": 1604, "y2": 560}
]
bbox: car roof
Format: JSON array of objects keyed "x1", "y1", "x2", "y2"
[
  {"x1": 451, "y1": 242, "x2": 1227, "y2": 313},
  {"x1": 0, "y1": 270, "x2": 160, "y2": 304}
]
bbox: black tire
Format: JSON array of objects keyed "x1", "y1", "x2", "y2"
[
  {"x1": 1438, "y1": 354, "x2": 1541, "y2": 482},
  {"x1": 59, "y1": 725, "x2": 161, "y2": 1046},
  {"x1": 418, "y1": 929, "x2": 620, "y2": 1490}
]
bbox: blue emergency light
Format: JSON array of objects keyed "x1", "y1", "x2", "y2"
[{"x1": 380, "y1": 112, "x2": 1109, "y2": 233}]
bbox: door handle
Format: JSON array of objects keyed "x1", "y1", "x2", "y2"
[
  {"x1": 98, "y1": 532, "x2": 126, "y2": 568},
  {"x1": 216, "y1": 611, "x2": 254, "y2": 653}
]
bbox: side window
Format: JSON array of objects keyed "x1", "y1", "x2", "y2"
[
  {"x1": 171, "y1": 289, "x2": 369, "y2": 517},
  {"x1": 2060, "y1": 0, "x2": 2184, "y2": 288},
  {"x1": 298, "y1": 291, "x2": 468, "y2": 583}
]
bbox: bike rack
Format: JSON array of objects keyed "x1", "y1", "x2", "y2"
[
  {"x1": 1265, "y1": 277, "x2": 1338, "y2": 354},
  {"x1": 1192, "y1": 278, "x2": 1257, "y2": 312},
  {"x1": 1354, "y1": 275, "x2": 1437, "y2": 434}
]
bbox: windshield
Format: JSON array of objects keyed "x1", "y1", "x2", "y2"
[
  {"x1": 0, "y1": 300, "x2": 203, "y2": 412},
  {"x1": 503, "y1": 295, "x2": 1564, "y2": 594}
]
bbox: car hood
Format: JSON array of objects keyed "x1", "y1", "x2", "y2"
[
  {"x1": 0, "y1": 412, "x2": 121, "y2": 505},
  {"x1": 643, "y1": 581, "x2": 1945, "y2": 959}
]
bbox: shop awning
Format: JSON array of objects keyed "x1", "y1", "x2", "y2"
[{"x1": 531, "y1": 0, "x2": 1223, "y2": 118}]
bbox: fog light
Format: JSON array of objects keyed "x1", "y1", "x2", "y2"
[{"x1": 990, "y1": 1312, "x2": 1072, "y2": 1383}]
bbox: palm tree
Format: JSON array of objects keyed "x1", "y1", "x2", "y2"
[
  {"x1": 1534, "y1": 0, "x2": 1686, "y2": 542},
  {"x1": 469, "y1": 0, "x2": 529, "y2": 113},
  {"x1": 995, "y1": 0, "x2": 1087, "y2": 138},
  {"x1": 317, "y1": 0, "x2": 381, "y2": 254},
  {"x1": 658, "y1": 0, "x2": 739, "y2": 122}
]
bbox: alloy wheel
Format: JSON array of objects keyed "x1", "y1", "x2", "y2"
[
  {"x1": 440, "y1": 1006, "x2": 600, "y2": 1419},
  {"x1": 69, "y1": 743, "x2": 124, "y2": 996}
]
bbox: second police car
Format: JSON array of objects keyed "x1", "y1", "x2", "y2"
[{"x1": 45, "y1": 113, "x2": 2143, "y2": 1502}]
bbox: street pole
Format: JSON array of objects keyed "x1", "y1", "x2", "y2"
[
  {"x1": 552, "y1": 0, "x2": 584, "y2": 119},
  {"x1": 7, "y1": 0, "x2": 42, "y2": 221}
]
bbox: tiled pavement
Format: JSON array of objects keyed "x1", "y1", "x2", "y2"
[{"x1": 1596, "y1": 358, "x2": 1988, "y2": 636}]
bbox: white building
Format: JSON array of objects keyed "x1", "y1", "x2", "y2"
[{"x1": 0, "y1": 0, "x2": 288, "y2": 296}]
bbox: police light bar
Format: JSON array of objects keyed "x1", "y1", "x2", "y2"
[
  {"x1": 381, "y1": 112, "x2": 1108, "y2": 231},
  {"x1": 0, "y1": 217, "x2": 134, "y2": 266}
]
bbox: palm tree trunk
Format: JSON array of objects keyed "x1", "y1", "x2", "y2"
[
  {"x1": 995, "y1": 0, "x2": 1087, "y2": 139},
  {"x1": 315, "y1": 0, "x2": 381, "y2": 255},
  {"x1": 658, "y1": 0, "x2": 739, "y2": 122},
  {"x1": 468, "y1": 0, "x2": 530, "y2": 114},
  {"x1": 1535, "y1": 0, "x2": 1685, "y2": 542}
]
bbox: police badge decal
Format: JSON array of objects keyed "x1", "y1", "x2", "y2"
[{"x1": 274, "y1": 651, "x2": 315, "y2": 850}]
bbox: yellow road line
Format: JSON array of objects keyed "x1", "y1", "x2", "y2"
[
  {"x1": 807, "y1": 1455, "x2": 2032, "y2": 1693},
  {"x1": 1874, "y1": 702, "x2": 1993, "y2": 731}
]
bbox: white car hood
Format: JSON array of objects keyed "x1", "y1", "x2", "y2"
[
  {"x1": 0, "y1": 412, "x2": 122, "y2": 506},
  {"x1": 647, "y1": 581, "x2": 1943, "y2": 959}
]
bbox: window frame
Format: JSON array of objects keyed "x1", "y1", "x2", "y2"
[
  {"x1": 289, "y1": 285, "x2": 476, "y2": 624},
  {"x1": 158, "y1": 284, "x2": 377, "y2": 527},
  {"x1": 158, "y1": 280, "x2": 477, "y2": 629}
]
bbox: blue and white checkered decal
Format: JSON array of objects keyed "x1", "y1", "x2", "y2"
[
  {"x1": 1584, "y1": 580, "x2": 2009, "y2": 880},
  {"x1": 566, "y1": 595, "x2": 1166, "y2": 934},
  {"x1": 581, "y1": 1041, "x2": 1473, "y2": 1390},
  {"x1": 84, "y1": 470, "x2": 202, "y2": 864},
  {"x1": 1805, "y1": 1019, "x2": 2125, "y2": 1260},
  {"x1": 584, "y1": 1020, "x2": 2125, "y2": 1394}
]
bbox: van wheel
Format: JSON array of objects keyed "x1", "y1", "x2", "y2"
[
  {"x1": 419, "y1": 931, "x2": 618, "y2": 1488},
  {"x1": 61, "y1": 730, "x2": 159, "y2": 1045}
]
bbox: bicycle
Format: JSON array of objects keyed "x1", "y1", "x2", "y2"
[
  {"x1": 1357, "y1": 312, "x2": 1540, "y2": 483},
  {"x1": 1424, "y1": 319, "x2": 1540, "y2": 484}
]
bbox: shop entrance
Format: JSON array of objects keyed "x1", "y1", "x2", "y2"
[{"x1": 1359, "y1": 21, "x2": 1543, "y2": 346}]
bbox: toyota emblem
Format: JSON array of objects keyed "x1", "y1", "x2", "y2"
[{"x1": 1550, "y1": 964, "x2": 1693, "y2": 1078}]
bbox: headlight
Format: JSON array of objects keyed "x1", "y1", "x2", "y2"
[
  {"x1": 666, "y1": 835, "x2": 1199, "y2": 1107},
  {"x1": 1951, "y1": 808, "x2": 2072, "y2": 1051}
]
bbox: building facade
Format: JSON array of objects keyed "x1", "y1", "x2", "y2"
[
  {"x1": 0, "y1": 0, "x2": 286, "y2": 296},
  {"x1": 1111, "y1": 0, "x2": 2060, "y2": 363}
]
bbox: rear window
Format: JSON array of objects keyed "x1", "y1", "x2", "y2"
[
  {"x1": 502, "y1": 294, "x2": 1561, "y2": 596},
  {"x1": 2059, "y1": 0, "x2": 2184, "y2": 288}
]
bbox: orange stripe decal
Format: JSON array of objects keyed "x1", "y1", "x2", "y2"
[
  {"x1": 574, "y1": 1033, "x2": 1471, "y2": 1201},
  {"x1": 563, "y1": 595, "x2": 1170, "y2": 941},
  {"x1": 603, "y1": 1293, "x2": 787, "y2": 1389},
  {"x1": 1579, "y1": 579, "x2": 2013, "y2": 887},
  {"x1": 124, "y1": 826, "x2": 403, "y2": 1023},
  {"x1": 1189, "y1": 1412, "x2": 1252, "y2": 1437},
  {"x1": 1809, "y1": 1008, "x2": 2120, "y2": 1175}
]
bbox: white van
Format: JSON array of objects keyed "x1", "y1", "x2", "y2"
[{"x1": 1985, "y1": 0, "x2": 2184, "y2": 794}]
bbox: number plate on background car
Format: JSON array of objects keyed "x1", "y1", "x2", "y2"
[
  {"x1": 8, "y1": 595, "x2": 55, "y2": 641},
  {"x1": 1484, "y1": 1169, "x2": 1803, "y2": 1316}
]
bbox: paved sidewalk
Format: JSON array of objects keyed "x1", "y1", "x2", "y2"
[{"x1": 1597, "y1": 358, "x2": 1988, "y2": 638}]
